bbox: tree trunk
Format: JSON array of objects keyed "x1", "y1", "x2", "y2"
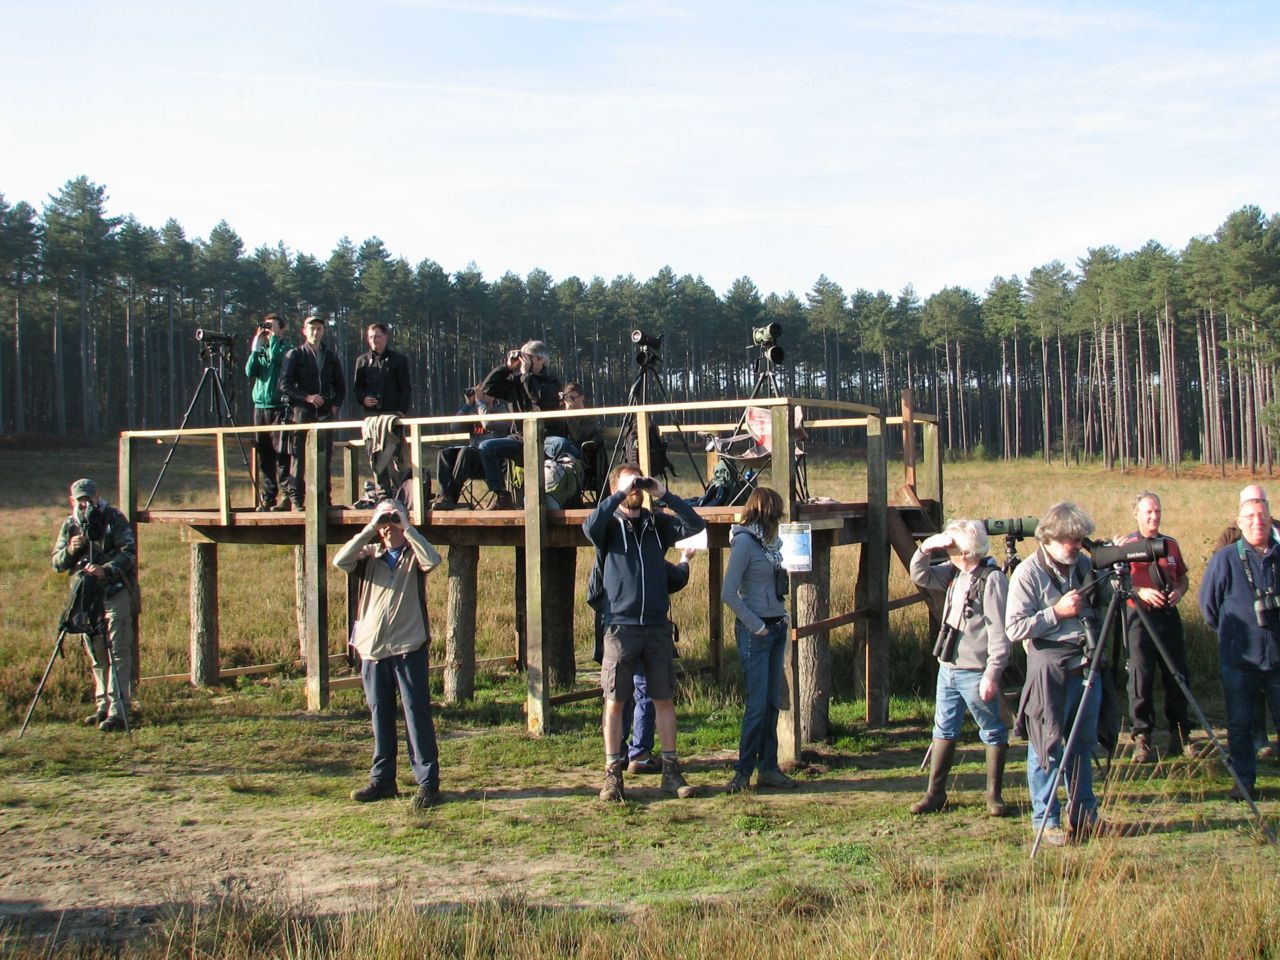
[{"x1": 444, "y1": 544, "x2": 478, "y2": 703}]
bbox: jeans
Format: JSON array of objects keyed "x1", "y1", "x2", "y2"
[
  {"x1": 1026, "y1": 672, "x2": 1101, "y2": 829},
  {"x1": 477, "y1": 435, "x2": 522, "y2": 493},
  {"x1": 1220, "y1": 659, "x2": 1280, "y2": 791},
  {"x1": 735, "y1": 619, "x2": 788, "y2": 778},
  {"x1": 932, "y1": 665, "x2": 1007, "y2": 745},
  {"x1": 360, "y1": 645, "x2": 439, "y2": 789},
  {"x1": 622, "y1": 672, "x2": 655, "y2": 760}
]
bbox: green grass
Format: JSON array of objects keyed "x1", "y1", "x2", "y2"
[{"x1": 1, "y1": 442, "x2": 1279, "y2": 957}]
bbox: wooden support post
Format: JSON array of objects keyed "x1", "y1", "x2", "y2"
[
  {"x1": 522, "y1": 422, "x2": 550, "y2": 734},
  {"x1": 445, "y1": 544, "x2": 479, "y2": 703},
  {"x1": 920, "y1": 421, "x2": 943, "y2": 529},
  {"x1": 772, "y1": 401, "x2": 802, "y2": 764},
  {"x1": 118, "y1": 436, "x2": 141, "y2": 688},
  {"x1": 796, "y1": 529, "x2": 832, "y2": 744},
  {"x1": 215, "y1": 433, "x2": 232, "y2": 525},
  {"x1": 294, "y1": 545, "x2": 307, "y2": 662},
  {"x1": 514, "y1": 546, "x2": 527, "y2": 669},
  {"x1": 544, "y1": 547, "x2": 578, "y2": 691},
  {"x1": 901, "y1": 389, "x2": 916, "y2": 493},
  {"x1": 343, "y1": 442, "x2": 358, "y2": 507},
  {"x1": 635, "y1": 408, "x2": 651, "y2": 475},
  {"x1": 407, "y1": 423, "x2": 427, "y2": 525},
  {"x1": 707, "y1": 546, "x2": 724, "y2": 683},
  {"x1": 190, "y1": 542, "x2": 220, "y2": 686},
  {"x1": 865, "y1": 413, "x2": 890, "y2": 726},
  {"x1": 304, "y1": 428, "x2": 329, "y2": 710}
]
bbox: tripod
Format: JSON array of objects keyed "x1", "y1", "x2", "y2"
[
  {"x1": 603, "y1": 348, "x2": 706, "y2": 495},
  {"x1": 1029, "y1": 563, "x2": 1271, "y2": 858},
  {"x1": 19, "y1": 574, "x2": 131, "y2": 741},
  {"x1": 144, "y1": 341, "x2": 253, "y2": 511},
  {"x1": 736, "y1": 347, "x2": 810, "y2": 502}
]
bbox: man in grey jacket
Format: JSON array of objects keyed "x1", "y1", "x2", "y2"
[
  {"x1": 909, "y1": 519, "x2": 1011, "y2": 816},
  {"x1": 1007, "y1": 502, "x2": 1104, "y2": 846},
  {"x1": 334, "y1": 499, "x2": 443, "y2": 809}
]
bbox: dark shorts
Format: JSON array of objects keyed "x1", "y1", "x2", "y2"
[{"x1": 600, "y1": 623, "x2": 676, "y2": 703}]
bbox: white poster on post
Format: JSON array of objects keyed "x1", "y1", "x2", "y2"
[{"x1": 779, "y1": 522, "x2": 811, "y2": 572}]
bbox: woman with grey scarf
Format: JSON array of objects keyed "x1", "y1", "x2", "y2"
[{"x1": 722, "y1": 487, "x2": 798, "y2": 793}]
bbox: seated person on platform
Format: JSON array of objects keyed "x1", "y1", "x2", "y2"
[
  {"x1": 477, "y1": 340, "x2": 571, "y2": 510},
  {"x1": 431, "y1": 385, "x2": 511, "y2": 510}
]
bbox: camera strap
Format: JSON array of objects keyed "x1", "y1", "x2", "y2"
[{"x1": 1236, "y1": 537, "x2": 1277, "y2": 601}]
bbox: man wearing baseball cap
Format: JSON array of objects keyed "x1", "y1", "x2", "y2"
[{"x1": 51, "y1": 478, "x2": 139, "y2": 731}]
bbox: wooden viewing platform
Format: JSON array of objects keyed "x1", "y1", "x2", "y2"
[{"x1": 116, "y1": 392, "x2": 944, "y2": 762}]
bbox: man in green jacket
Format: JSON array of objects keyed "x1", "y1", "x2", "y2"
[{"x1": 243, "y1": 313, "x2": 292, "y2": 511}]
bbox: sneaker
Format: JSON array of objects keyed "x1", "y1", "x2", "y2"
[
  {"x1": 83, "y1": 709, "x2": 107, "y2": 727},
  {"x1": 411, "y1": 784, "x2": 441, "y2": 810},
  {"x1": 599, "y1": 761, "x2": 625, "y2": 802},
  {"x1": 627, "y1": 752, "x2": 662, "y2": 774},
  {"x1": 758, "y1": 768, "x2": 798, "y2": 789},
  {"x1": 1039, "y1": 825, "x2": 1068, "y2": 848},
  {"x1": 350, "y1": 780, "x2": 399, "y2": 803},
  {"x1": 98, "y1": 715, "x2": 127, "y2": 733},
  {"x1": 1131, "y1": 733, "x2": 1155, "y2": 763},
  {"x1": 725, "y1": 772, "x2": 751, "y2": 794},
  {"x1": 660, "y1": 757, "x2": 697, "y2": 798}
]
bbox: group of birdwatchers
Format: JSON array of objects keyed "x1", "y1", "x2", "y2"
[{"x1": 47, "y1": 313, "x2": 1280, "y2": 836}]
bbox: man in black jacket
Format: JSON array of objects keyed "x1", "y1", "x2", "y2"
[
  {"x1": 353, "y1": 322, "x2": 412, "y2": 502},
  {"x1": 281, "y1": 313, "x2": 346, "y2": 509},
  {"x1": 477, "y1": 340, "x2": 570, "y2": 509},
  {"x1": 584, "y1": 463, "x2": 706, "y2": 801}
]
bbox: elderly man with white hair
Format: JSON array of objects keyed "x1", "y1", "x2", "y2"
[
  {"x1": 1198, "y1": 487, "x2": 1280, "y2": 802},
  {"x1": 909, "y1": 519, "x2": 1011, "y2": 816}
]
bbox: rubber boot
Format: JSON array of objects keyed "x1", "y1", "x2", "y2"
[
  {"x1": 910, "y1": 738, "x2": 956, "y2": 814},
  {"x1": 984, "y1": 743, "x2": 1009, "y2": 817}
]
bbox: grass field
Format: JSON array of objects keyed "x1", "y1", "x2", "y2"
[{"x1": 0, "y1": 439, "x2": 1277, "y2": 958}]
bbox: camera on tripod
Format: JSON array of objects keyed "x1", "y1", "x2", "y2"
[
  {"x1": 195, "y1": 328, "x2": 235, "y2": 349},
  {"x1": 1086, "y1": 536, "x2": 1168, "y2": 570},
  {"x1": 750, "y1": 323, "x2": 784, "y2": 364},
  {"x1": 983, "y1": 516, "x2": 1037, "y2": 538},
  {"x1": 75, "y1": 502, "x2": 108, "y2": 542},
  {"x1": 631, "y1": 329, "x2": 663, "y2": 367}
]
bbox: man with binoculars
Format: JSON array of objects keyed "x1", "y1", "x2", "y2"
[
  {"x1": 1199, "y1": 489, "x2": 1280, "y2": 802},
  {"x1": 334, "y1": 499, "x2": 444, "y2": 810}
]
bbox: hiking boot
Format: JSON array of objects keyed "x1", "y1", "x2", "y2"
[
  {"x1": 353, "y1": 481, "x2": 378, "y2": 509},
  {"x1": 1229, "y1": 781, "x2": 1258, "y2": 803},
  {"x1": 599, "y1": 760, "x2": 625, "y2": 802},
  {"x1": 1168, "y1": 728, "x2": 1201, "y2": 760},
  {"x1": 660, "y1": 757, "x2": 697, "y2": 798},
  {"x1": 627, "y1": 752, "x2": 662, "y2": 774},
  {"x1": 272, "y1": 501, "x2": 293, "y2": 512},
  {"x1": 430, "y1": 494, "x2": 462, "y2": 512},
  {"x1": 83, "y1": 709, "x2": 107, "y2": 727},
  {"x1": 910, "y1": 738, "x2": 956, "y2": 814},
  {"x1": 411, "y1": 783, "x2": 441, "y2": 810},
  {"x1": 350, "y1": 780, "x2": 399, "y2": 803},
  {"x1": 984, "y1": 743, "x2": 1009, "y2": 817},
  {"x1": 493, "y1": 491, "x2": 517, "y2": 511},
  {"x1": 725, "y1": 771, "x2": 751, "y2": 794},
  {"x1": 1131, "y1": 733, "x2": 1155, "y2": 763},
  {"x1": 758, "y1": 768, "x2": 798, "y2": 789},
  {"x1": 98, "y1": 715, "x2": 127, "y2": 733},
  {"x1": 255, "y1": 499, "x2": 276, "y2": 513}
]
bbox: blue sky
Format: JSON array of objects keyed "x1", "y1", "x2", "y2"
[{"x1": 3, "y1": 0, "x2": 1278, "y2": 300}]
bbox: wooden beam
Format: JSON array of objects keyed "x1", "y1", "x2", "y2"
[
  {"x1": 190, "y1": 542, "x2": 219, "y2": 686},
  {"x1": 118, "y1": 435, "x2": 141, "y2": 689},
  {"x1": 901, "y1": 389, "x2": 916, "y2": 493},
  {"x1": 887, "y1": 510, "x2": 943, "y2": 620},
  {"x1": 444, "y1": 544, "x2": 479, "y2": 703},
  {"x1": 215, "y1": 433, "x2": 232, "y2": 525},
  {"x1": 522, "y1": 423, "x2": 550, "y2": 734},
  {"x1": 408, "y1": 423, "x2": 426, "y2": 525},
  {"x1": 864, "y1": 413, "x2": 890, "y2": 727},
  {"x1": 304, "y1": 428, "x2": 329, "y2": 710},
  {"x1": 707, "y1": 545, "x2": 724, "y2": 684},
  {"x1": 795, "y1": 528, "x2": 833, "y2": 744},
  {"x1": 773, "y1": 401, "x2": 803, "y2": 765}
]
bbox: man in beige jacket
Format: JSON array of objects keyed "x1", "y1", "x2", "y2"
[{"x1": 334, "y1": 499, "x2": 443, "y2": 809}]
